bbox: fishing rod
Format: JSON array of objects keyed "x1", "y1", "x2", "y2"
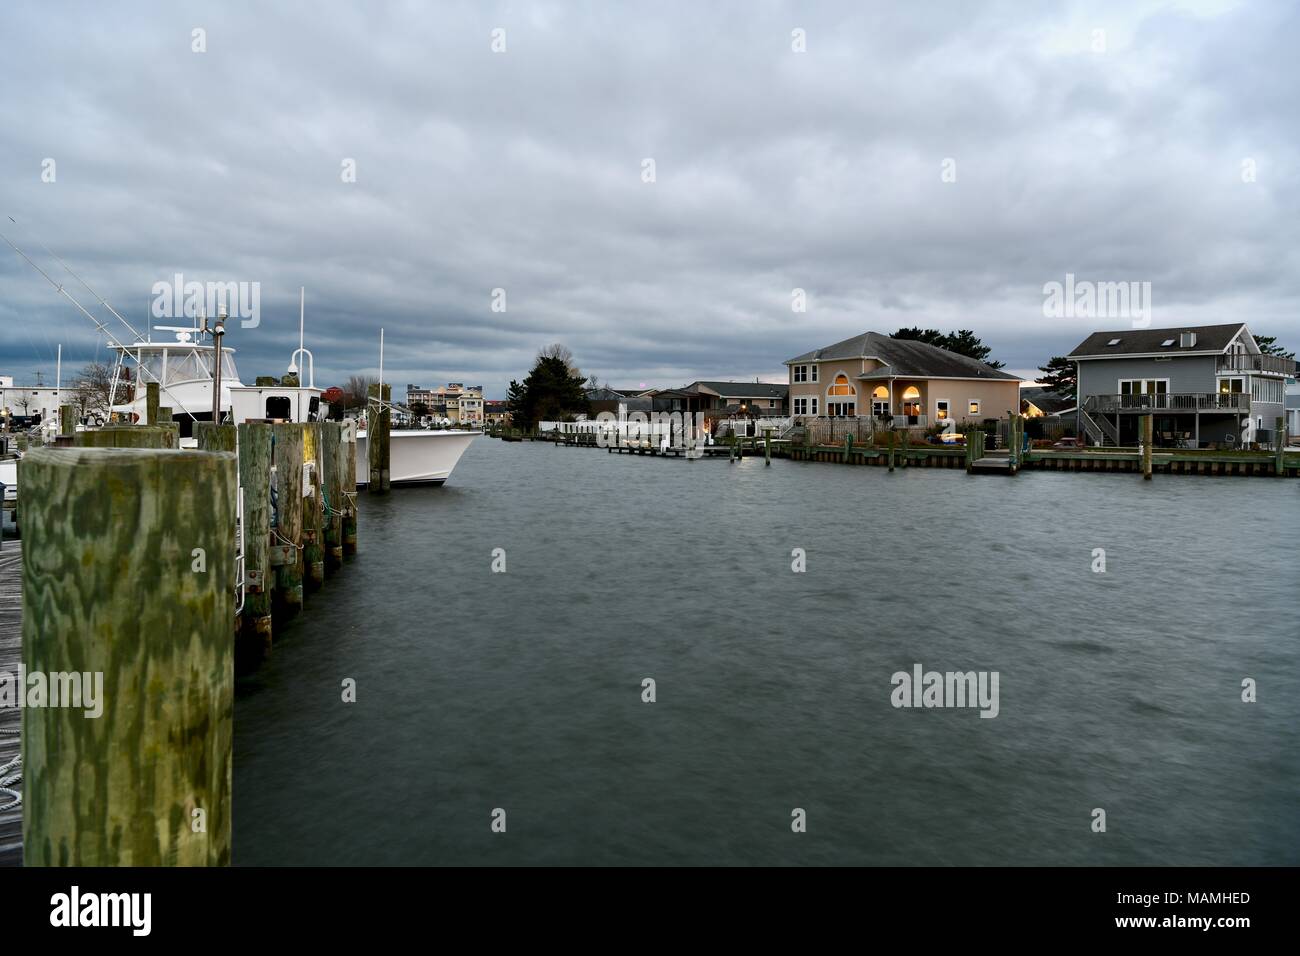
[{"x1": 0, "y1": 220, "x2": 201, "y2": 422}]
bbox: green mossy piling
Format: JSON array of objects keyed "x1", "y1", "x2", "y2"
[{"x1": 20, "y1": 447, "x2": 235, "y2": 865}]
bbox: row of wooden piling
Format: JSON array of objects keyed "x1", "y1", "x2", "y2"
[
  {"x1": 192, "y1": 420, "x2": 358, "y2": 661},
  {"x1": 15, "y1": 382, "x2": 382, "y2": 865}
]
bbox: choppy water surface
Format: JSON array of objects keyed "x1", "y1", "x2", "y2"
[{"x1": 234, "y1": 438, "x2": 1300, "y2": 865}]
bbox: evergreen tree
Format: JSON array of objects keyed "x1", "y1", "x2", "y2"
[
  {"x1": 891, "y1": 328, "x2": 1004, "y2": 369},
  {"x1": 508, "y1": 347, "x2": 590, "y2": 428},
  {"x1": 1037, "y1": 356, "x2": 1077, "y2": 399},
  {"x1": 1253, "y1": 335, "x2": 1295, "y2": 359}
]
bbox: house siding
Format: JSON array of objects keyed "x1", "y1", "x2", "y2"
[{"x1": 1076, "y1": 355, "x2": 1220, "y2": 396}]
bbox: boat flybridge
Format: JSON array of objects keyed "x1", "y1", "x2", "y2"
[{"x1": 108, "y1": 329, "x2": 242, "y2": 437}]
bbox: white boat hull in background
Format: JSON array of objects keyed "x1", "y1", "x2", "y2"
[{"x1": 355, "y1": 429, "x2": 478, "y2": 485}]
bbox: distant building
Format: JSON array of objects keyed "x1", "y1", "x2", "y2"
[
  {"x1": 406, "y1": 383, "x2": 484, "y2": 425},
  {"x1": 0, "y1": 379, "x2": 86, "y2": 426},
  {"x1": 484, "y1": 400, "x2": 512, "y2": 426}
]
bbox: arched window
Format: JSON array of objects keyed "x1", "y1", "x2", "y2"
[
  {"x1": 900, "y1": 385, "x2": 922, "y2": 423},
  {"x1": 871, "y1": 385, "x2": 890, "y2": 418},
  {"x1": 825, "y1": 373, "x2": 857, "y2": 417}
]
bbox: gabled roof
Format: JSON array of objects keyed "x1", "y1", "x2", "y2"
[
  {"x1": 785, "y1": 331, "x2": 1019, "y2": 381},
  {"x1": 686, "y1": 380, "x2": 789, "y2": 399},
  {"x1": 1020, "y1": 386, "x2": 1074, "y2": 416},
  {"x1": 1066, "y1": 323, "x2": 1247, "y2": 359}
]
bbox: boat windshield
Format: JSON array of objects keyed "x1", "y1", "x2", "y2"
[
  {"x1": 166, "y1": 349, "x2": 211, "y2": 383},
  {"x1": 128, "y1": 348, "x2": 239, "y2": 385}
]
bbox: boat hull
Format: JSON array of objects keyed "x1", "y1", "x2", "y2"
[{"x1": 355, "y1": 429, "x2": 478, "y2": 485}]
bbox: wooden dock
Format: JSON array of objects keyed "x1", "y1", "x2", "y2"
[{"x1": 0, "y1": 540, "x2": 22, "y2": 867}]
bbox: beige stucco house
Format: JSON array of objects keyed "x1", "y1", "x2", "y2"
[{"x1": 784, "y1": 332, "x2": 1021, "y2": 426}]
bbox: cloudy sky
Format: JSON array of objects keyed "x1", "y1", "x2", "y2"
[{"x1": 2, "y1": 0, "x2": 1296, "y2": 398}]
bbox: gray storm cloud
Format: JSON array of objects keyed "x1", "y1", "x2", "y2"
[{"x1": 1, "y1": 0, "x2": 1296, "y2": 396}]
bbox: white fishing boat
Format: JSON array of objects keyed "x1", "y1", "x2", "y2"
[
  {"x1": 108, "y1": 332, "x2": 243, "y2": 436},
  {"x1": 355, "y1": 427, "x2": 477, "y2": 486},
  {"x1": 352, "y1": 326, "x2": 479, "y2": 485}
]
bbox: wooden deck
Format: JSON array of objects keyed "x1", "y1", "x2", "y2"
[{"x1": 0, "y1": 540, "x2": 22, "y2": 866}]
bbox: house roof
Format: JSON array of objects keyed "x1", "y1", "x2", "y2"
[
  {"x1": 1020, "y1": 386, "x2": 1074, "y2": 415},
  {"x1": 686, "y1": 380, "x2": 788, "y2": 399},
  {"x1": 785, "y1": 331, "x2": 1019, "y2": 381},
  {"x1": 1066, "y1": 323, "x2": 1247, "y2": 359},
  {"x1": 585, "y1": 386, "x2": 629, "y2": 402}
]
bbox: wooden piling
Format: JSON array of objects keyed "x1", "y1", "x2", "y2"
[
  {"x1": 75, "y1": 425, "x2": 179, "y2": 449},
  {"x1": 765, "y1": 428, "x2": 772, "y2": 466},
  {"x1": 887, "y1": 430, "x2": 896, "y2": 472},
  {"x1": 302, "y1": 423, "x2": 325, "y2": 590},
  {"x1": 20, "y1": 446, "x2": 234, "y2": 865},
  {"x1": 196, "y1": 422, "x2": 236, "y2": 453},
  {"x1": 238, "y1": 422, "x2": 274, "y2": 656},
  {"x1": 271, "y1": 422, "x2": 304, "y2": 616},
  {"x1": 322, "y1": 422, "x2": 344, "y2": 568},
  {"x1": 58, "y1": 405, "x2": 75, "y2": 436},
  {"x1": 1276, "y1": 417, "x2": 1285, "y2": 476},
  {"x1": 145, "y1": 381, "x2": 160, "y2": 425},
  {"x1": 367, "y1": 383, "x2": 391, "y2": 493},
  {"x1": 1141, "y1": 415, "x2": 1153, "y2": 480},
  {"x1": 341, "y1": 419, "x2": 358, "y2": 554}
]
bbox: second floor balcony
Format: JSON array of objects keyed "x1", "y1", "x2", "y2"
[
  {"x1": 1084, "y1": 392, "x2": 1252, "y2": 414},
  {"x1": 1216, "y1": 353, "x2": 1296, "y2": 375}
]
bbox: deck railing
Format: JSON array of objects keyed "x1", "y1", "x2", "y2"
[
  {"x1": 1084, "y1": 393, "x2": 1251, "y2": 413},
  {"x1": 1216, "y1": 354, "x2": 1296, "y2": 375}
]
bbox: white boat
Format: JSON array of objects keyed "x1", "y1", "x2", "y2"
[
  {"x1": 355, "y1": 427, "x2": 477, "y2": 486},
  {"x1": 108, "y1": 334, "x2": 243, "y2": 437}
]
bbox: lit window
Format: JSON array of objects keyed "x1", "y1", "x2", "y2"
[
  {"x1": 936, "y1": 400, "x2": 949, "y2": 420},
  {"x1": 969, "y1": 400, "x2": 980, "y2": 415},
  {"x1": 828, "y1": 373, "x2": 855, "y2": 396}
]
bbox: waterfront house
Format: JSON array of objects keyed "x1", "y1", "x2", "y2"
[
  {"x1": 1066, "y1": 323, "x2": 1295, "y2": 447},
  {"x1": 586, "y1": 386, "x2": 653, "y2": 418},
  {"x1": 783, "y1": 332, "x2": 1020, "y2": 426},
  {"x1": 679, "y1": 381, "x2": 789, "y2": 418},
  {"x1": 1020, "y1": 386, "x2": 1075, "y2": 419},
  {"x1": 484, "y1": 400, "x2": 512, "y2": 427}
]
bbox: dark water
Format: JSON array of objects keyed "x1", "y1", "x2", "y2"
[{"x1": 234, "y1": 438, "x2": 1300, "y2": 865}]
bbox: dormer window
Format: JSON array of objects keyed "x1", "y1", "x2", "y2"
[{"x1": 1107, "y1": 338, "x2": 1121, "y2": 346}]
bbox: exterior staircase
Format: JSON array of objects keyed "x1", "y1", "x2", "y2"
[{"x1": 1080, "y1": 399, "x2": 1119, "y2": 447}]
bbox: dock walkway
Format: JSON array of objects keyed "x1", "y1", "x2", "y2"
[{"x1": 0, "y1": 541, "x2": 22, "y2": 866}]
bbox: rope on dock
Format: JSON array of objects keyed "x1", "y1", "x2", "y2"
[
  {"x1": 269, "y1": 528, "x2": 301, "y2": 548},
  {"x1": 0, "y1": 729, "x2": 20, "y2": 813}
]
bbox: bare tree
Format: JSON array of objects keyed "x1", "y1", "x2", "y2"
[
  {"x1": 539, "y1": 343, "x2": 581, "y2": 379},
  {"x1": 341, "y1": 374, "x2": 377, "y2": 411},
  {"x1": 72, "y1": 361, "x2": 115, "y2": 421}
]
